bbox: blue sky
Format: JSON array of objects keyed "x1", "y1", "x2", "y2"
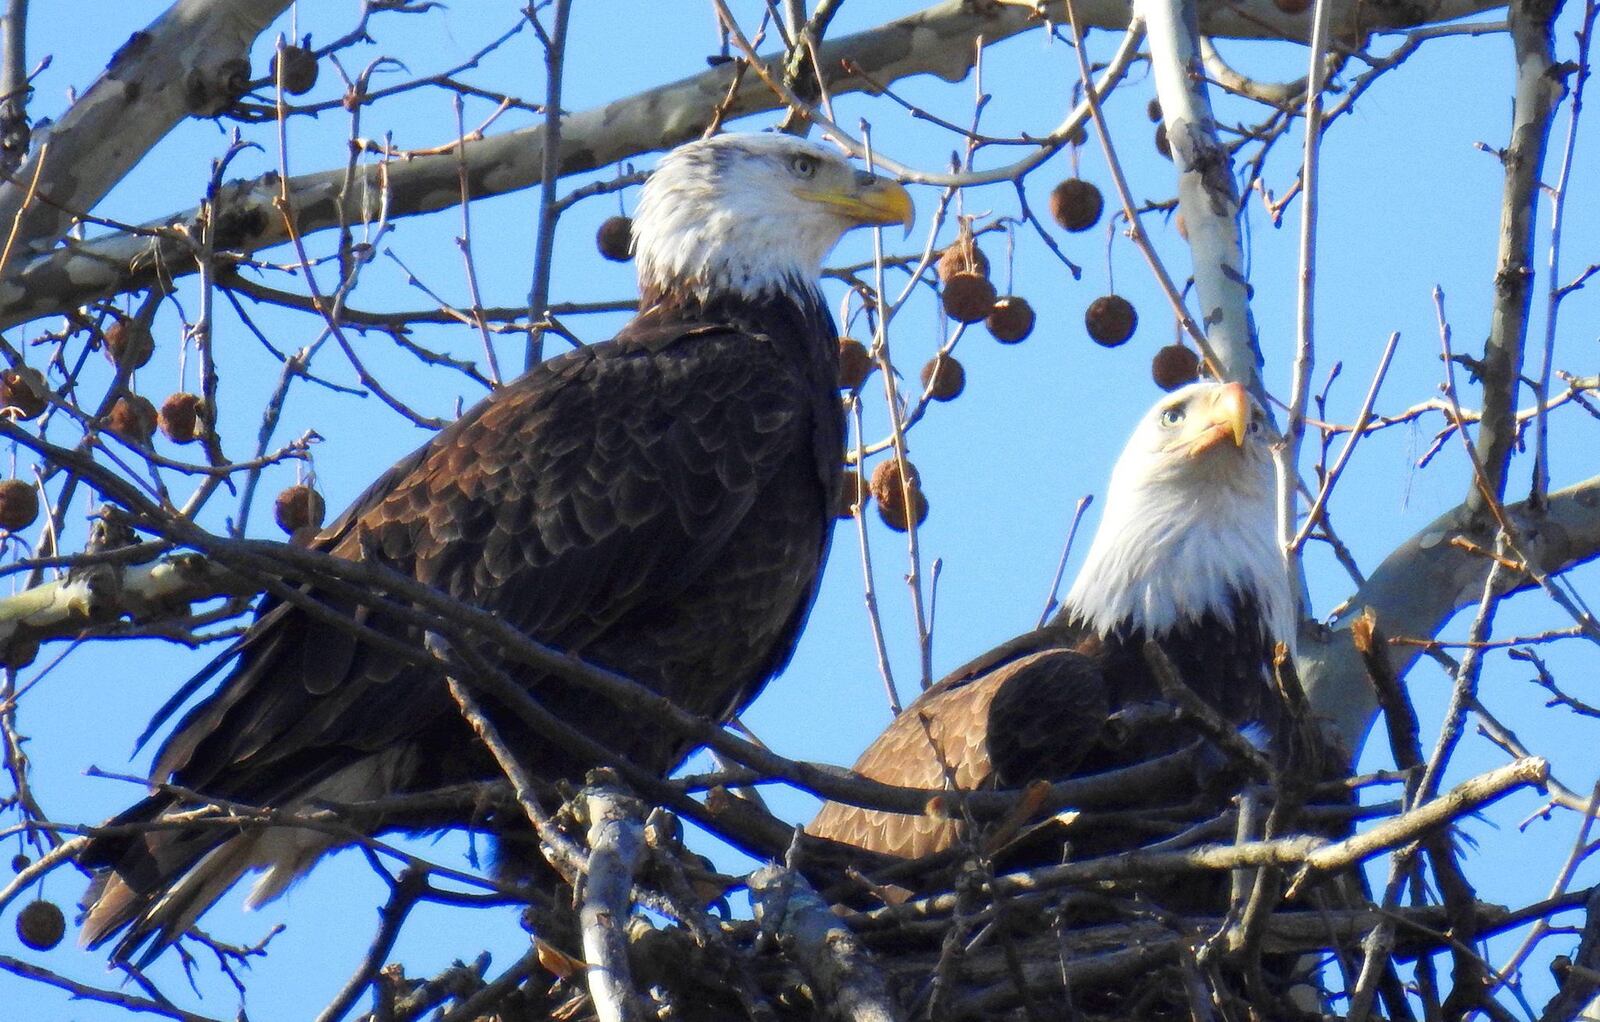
[{"x1": 3, "y1": 2, "x2": 1598, "y2": 1018}]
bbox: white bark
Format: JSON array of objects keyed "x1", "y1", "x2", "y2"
[
  {"x1": 0, "y1": 549, "x2": 246, "y2": 663},
  {"x1": 1138, "y1": 0, "x2": 1261, "y2": 386},
  {"x1": 749, "y1": 864, "x2": 904, "y2": 1022},
  {"x1": 1299, "y1": 474, "x2": 1600, "y2": 747},
  {"x1": 579, "y1": 787, "x2": 648, "y2": 1022}
]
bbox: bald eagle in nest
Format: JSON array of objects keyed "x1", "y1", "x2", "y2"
[
  {"x1": 80, "y1": 133, "x2": 913, "y2": 963},
  {"x1": 809, "y1": 381, "x2": 1303, "y2": 861}
]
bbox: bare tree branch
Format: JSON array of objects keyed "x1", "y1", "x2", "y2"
[
  {"x1": 1301, "y1": 474, "x2": 1600, "y2": 746},
  {"x1": 0, "y1": 0, "x2": 1510, "y2": 330},
  {"x1": 0, "y1": 0, "x2": 294, "y2": 257},
  {"x1": 750, "y1": 864, "x2": 905, "y2": 1022}
]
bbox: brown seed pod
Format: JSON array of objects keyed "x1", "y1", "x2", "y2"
[
  {"x1": 837, "y1": 337, "x2": 873, "y2": 391},
  {"x1": 107, "y1": 395, "x2": 158, "y2": 444},
  {"x1": 1151, "y1": 344, "x2": 1202, "y2": 391},
  {"x1": 1049, "y1": 178, "x2": 1104, "y2": 233},
  {"x1": 1066, "y1": 124, "x2": 1088, "y2": 148},
  {"x1": 936, "y1": 236, "x2": 989, "y2": 281},
  {"x1": 919, "y1": 354, "x2": 965, "y2": 401},
  {"x1": 16, "y1": 899, "x2": 65, "y2": 951},
  {"x1": 10, "y1": 853, "x2": 28, "y2": 872},
  {"x1": 870, "y1": 458, "x2": 920, "y2": 504},
  {"x1": 271, "y1": 45, "x2": 320, "y2": 95},
  {"x1": 1155, "y1": 123, "x2": 1172, "y2": 160},
  {"x1": 596, "y1": 216, "x2": 633, "y2": 262},
  {"x1": 1086, "y1": 295, "x2": 1138, "y2": 348},
  {"x1": 0, "y1": 367, "x2": 48, "y2": 419},
  {"x1": 870, "y1": 459, "x2": 928, "y2": 532},
  {"x1": 942, "y1": 272, "x2": 998, "y2": 325},
  {"x1": 835, "y1": 469, "x2": 869, "y2": 519},
  {"x1": 159, "y1": 392, "x2": 207, "y2": 444},
  {"x1": 275, "y1": 484, "x2": 327, "y2": 535},
  {"x1": 1147, "y1": 97, "x2": 1163, "y2": 122},
  {"x1": 877, "y1": 487, "x2": 929, "y2": 533},
  {"x1": 105, "y1": 319, "x2": 154, "y2": 371},
  {"x1": 0, "y1": 479, "x2": 39, "y2": 531},
  {"x1": 986, "y1": 296, "x2": 1036, "y2": 344}
]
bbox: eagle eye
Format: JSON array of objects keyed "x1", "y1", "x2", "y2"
[
  {"x1": 788, "y1": 154, "x2": 819, "y2": 180},
  {"x1": 1160, "y1": 406, "x2": 1185, "y2": 427}
]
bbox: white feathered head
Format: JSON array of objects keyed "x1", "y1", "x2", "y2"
[{"x1": 1062, "y1": 380, "x2": 1292, "y2": 648}]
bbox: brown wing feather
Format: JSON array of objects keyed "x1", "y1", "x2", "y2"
[{"x1": 808, "y1": 648, "x2": 1105, "y2": 859}]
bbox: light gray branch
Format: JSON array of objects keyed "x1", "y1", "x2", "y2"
[
  {"x1": 749, "y1": 864, "x2": 905, "y2": 1022},
  {"x1": 1470, "y1": 0, "x2": 1567, "y2": 516},
  {"x1": 1299, "y1": 474, "x2": 1600, "y2": 747},
  {"x1": 1137, "y1": 0, "x2": 1261, "y2": 388},
  {"x1": 0, "y1": 0, "x2": 294, "y2": 259},
  {"x1": 0, "y1": 548, "x2": 249, "y2": 663},
  {"x1": 0, "y1": 0, "x2": 30, "y2": 175},
  {"x1": 579, "y1": 785, "x2": 648, "y2": 1022},
  {"x1": 0, "y1": 0, "x2": 1509, "y2": 330}
]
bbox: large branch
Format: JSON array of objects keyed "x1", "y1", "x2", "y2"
[
  {"x1": 1137, "y1": 0, "x2": 1261, "y2": 387},
  {"x1": 1469, "y1": 0, "x2": 1567, "y2": 516},
  {"x1": 749, "y1": 865, "x2": 904, "y2": 1022},
  {"x1": 0, "y1": 0, "x2": 293, "y2": 258},
  {"x1": 1299, "y1": 474, "x2": 1600, "y2": 746},
  {"x1": 0, "y1": 0, "x2": 1507, "y2": 330}
]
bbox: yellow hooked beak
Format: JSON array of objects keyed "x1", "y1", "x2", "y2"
[
  {"x1": 1180, "y1": 381, "x2": 1251, "y2": 458},
  {"x1": 798, "y1": 172, "x2": 915, "y2": 235}
]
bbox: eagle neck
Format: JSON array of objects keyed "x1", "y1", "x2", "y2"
[
  {"x1": 1055, "y1": 472, "x2": 1292, "y2": 653},
  {"x1": 638, "y1": 281, "x2": 836, "y2": 353}
]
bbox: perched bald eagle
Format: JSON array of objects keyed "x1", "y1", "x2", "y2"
[
  {"x1": 80, "y1": 133, "x2": 913, "y2": 962},
  {"x1": 809, "y1": 381, "x2": 1294, "y2": 859}
]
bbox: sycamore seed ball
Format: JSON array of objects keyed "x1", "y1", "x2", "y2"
[
  {"x1": 159, "y1": 392, "x2": 207, "y2": 444},
  {"x1": 942, "y1": 272, "x2": 998, "y2": 325},
  {"x1": 275, "y1": 484, "x2": 327, "y2": 535},
  {"x1": 987, "y1": 296, "x2": 1036, "y2": 344},
  {"x1": 1050, "y1": 178, "x2": 1104, "y2": 233},
  {"x1": 0, "y1": 368, "x2": 47, "y2": 420},
  {"x1": 0, "y1": 479, "x2": 39, "y2": 531},
  {"x1": 870, "y1": 459, "x2": 928, "y2": 532},
  {"x1": 596, "y1": 216, "x2": 634, "y2": 262},
  {"x1": 878, "y1": 487, "x2": 928, "y2": 533},
  {"x1": 936, "y1": 237, "x2": 989, "y2": 282},
  {"x1": 919, "y1": 354, "x2": 966, "y2": 401},
  {"x1": 271, "y1": 45, "x2": 320, "y2": 95},
  {"x1": 105, "y1": 319, "x2": 154, "y2": 371},
  {"x1": 107, "y1": 395, "x2": 158, "y2": 444},
  {"x1": 1155, "y1": 123, "x2": 1172, "y2": 160},
  {"x1": 10, "y1": 853, "x2": 28, "y2": 872},
  {"x1": 1151, "y1": 345, "x2": 1201, "y2": 391},
  {"x1": 837, "y1": 337, "x2": 873, "y2": 391},
  {"x1": 16, "y1": 899, "x2": 65, "y2": 951},
  {"x1": 835, "y1": 469, "x2": 868, "y2": 519},
  {"x1": 1147, "y1": 97, "x2": 1163, "y2": 122},
  {"x1": 1086, "y1": 295, "x2": 1138, "y2": 347},
  {"x1": 870, "y1": 458, "x2": 920, "y2": 503}
]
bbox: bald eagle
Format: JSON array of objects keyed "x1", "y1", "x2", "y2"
[
  {"x1": 80, "y1": 133, "x2": 913, "y2": 962},
  {"x1": 809, "y1": 381, "x2": 1294, "y2": 859}
]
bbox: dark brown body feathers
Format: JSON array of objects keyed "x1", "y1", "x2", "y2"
[{"x1": 82, "y1": 289, "x2": 844, "y2": 962}]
